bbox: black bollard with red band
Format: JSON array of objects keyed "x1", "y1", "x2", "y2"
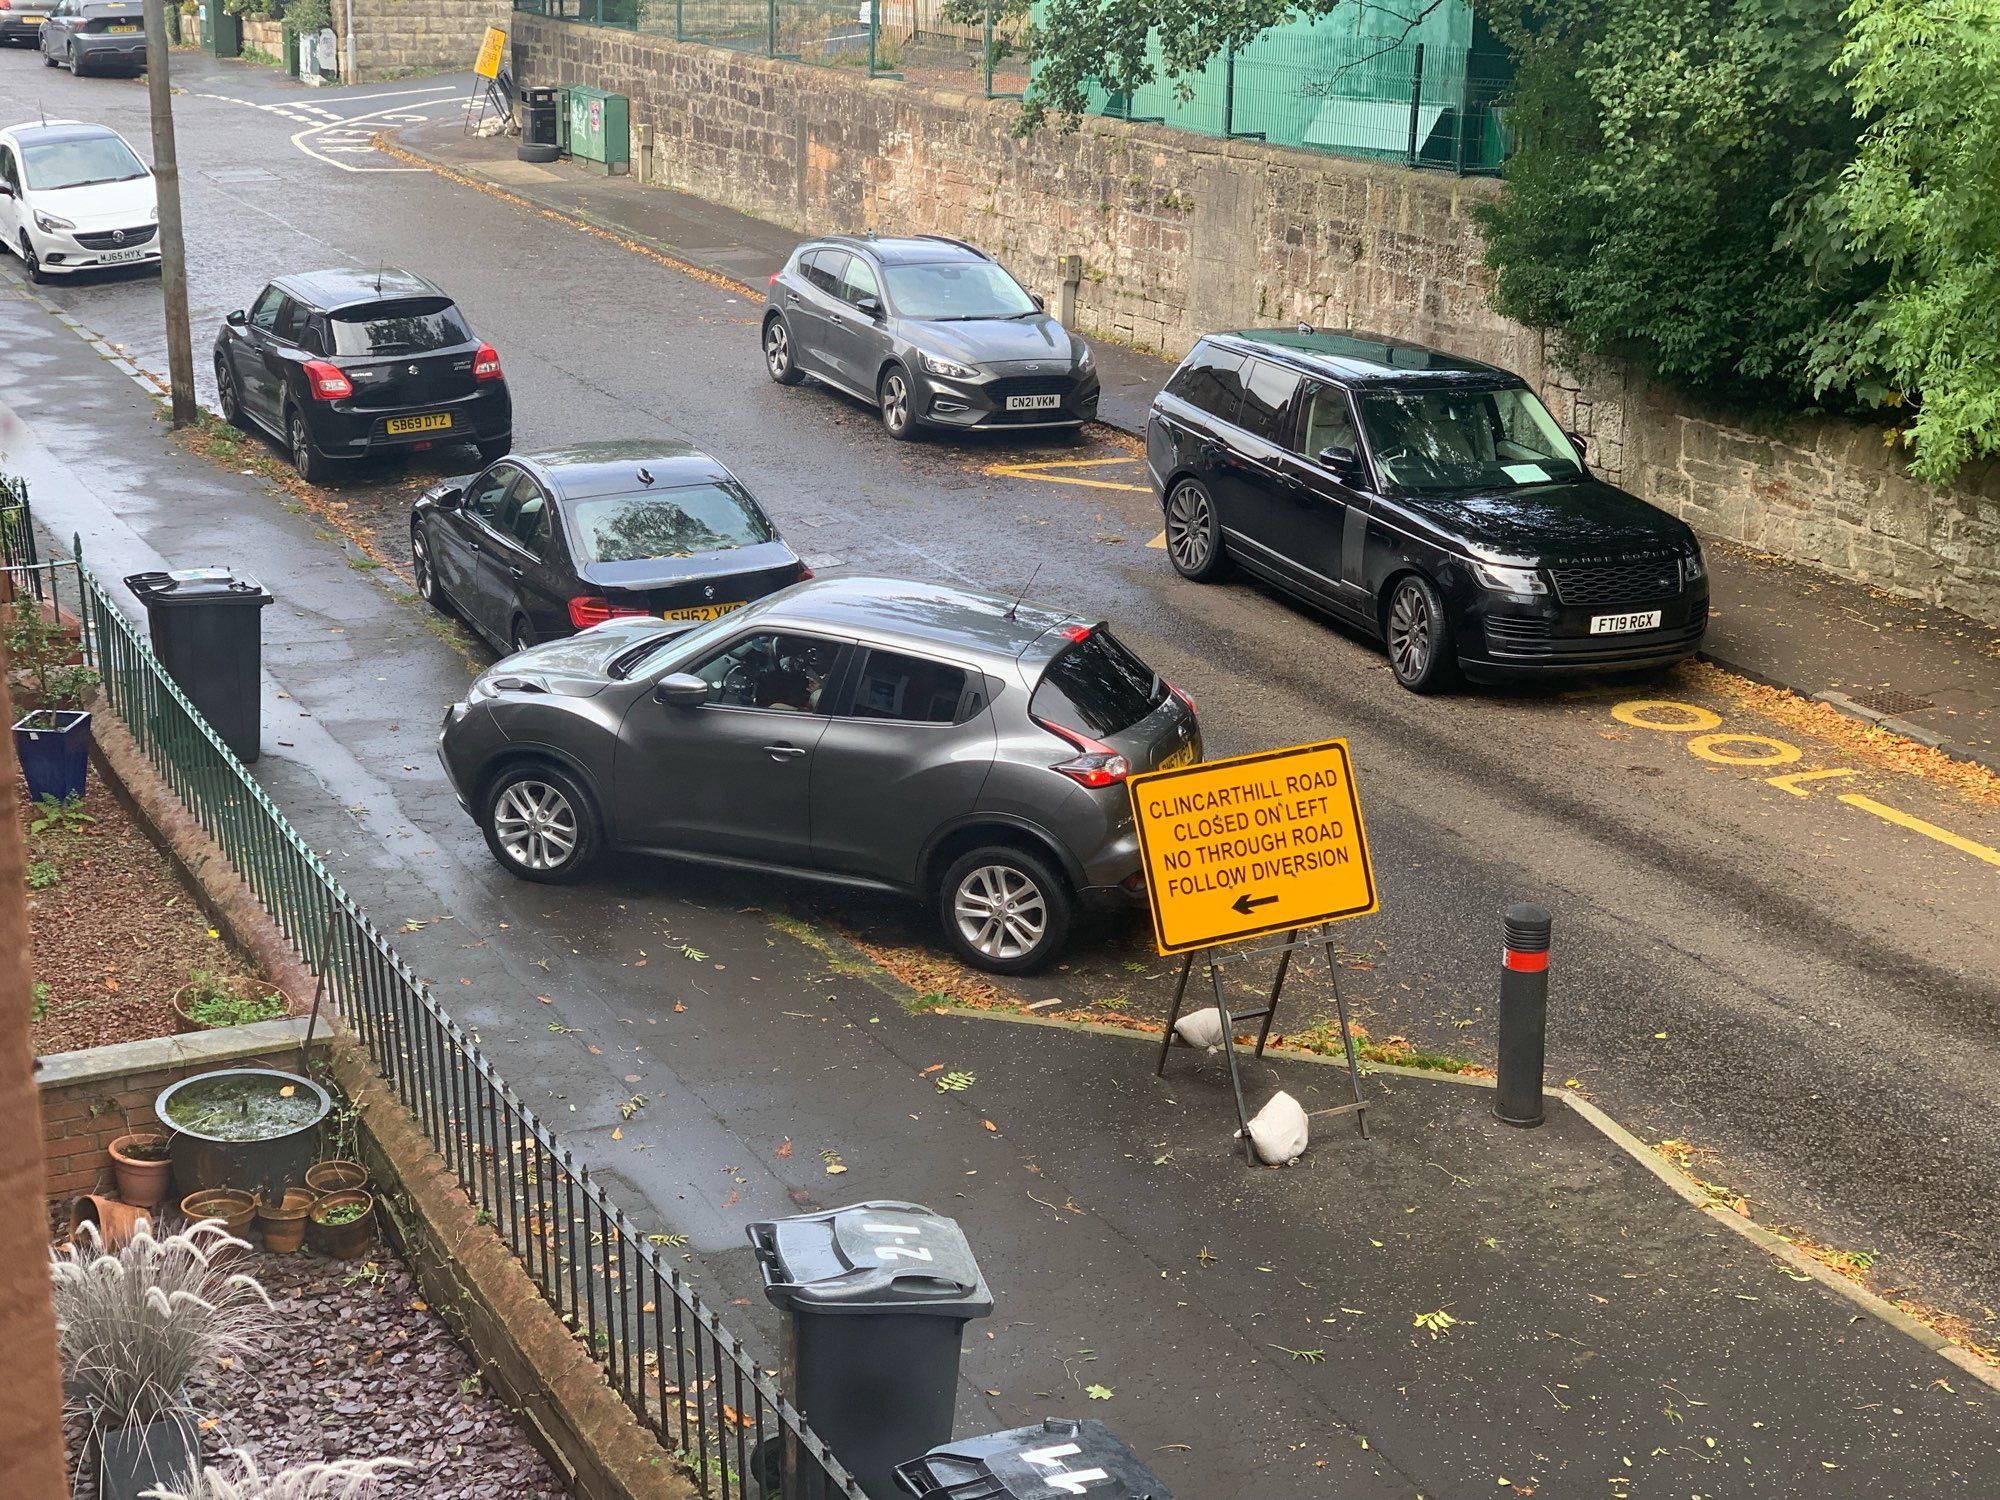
[{"x1": 1495, "y1": 902, "x2": 1552, "y2": 1127}]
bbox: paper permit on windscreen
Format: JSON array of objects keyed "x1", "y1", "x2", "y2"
[{"x1": 1501, "y1": 462, "x2": 1552, "y2": 483}]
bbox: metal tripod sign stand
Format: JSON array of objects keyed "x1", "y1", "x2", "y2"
[{"x1": 1129, "y1": 738, "x2": 1379, "y2": 1163}]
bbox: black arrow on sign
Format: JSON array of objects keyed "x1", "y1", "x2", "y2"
[{"x1": 1231, "y1": 892, "x2": 1279, "y2": 915}]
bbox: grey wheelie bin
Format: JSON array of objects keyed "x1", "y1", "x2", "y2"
[
  {"x1": 895, "y1": 1418, "x2": 1174, "y2": 1500},
  {"x1": 749, "y1": 1200, "x2": 993, "y2": 1500},
  {"x1": 124, "y1": 569, "x2": 272, "y2": 762}
]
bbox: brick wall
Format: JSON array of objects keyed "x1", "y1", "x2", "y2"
[
  {"x1": 39, "y1": 1022, "x2": 317, "y2": 1201},
  {"x1": 335, "y1": 0, "x2": 512, "y2": 81},
  {"x1": 513, "y1": 17, "x2": 2000, "y2": 626}
]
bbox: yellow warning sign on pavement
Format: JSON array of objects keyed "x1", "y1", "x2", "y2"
[
  {"x1": 1129, "y1": 739, "x2": 1377, "y2": 954},
  {"x1": 474, "y1": 25, "x2": 507, "y2": 79}
]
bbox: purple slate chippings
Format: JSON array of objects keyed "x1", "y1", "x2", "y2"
[{"x1": 63, "y1": 1236, "x2": 569, "y2": 1498}]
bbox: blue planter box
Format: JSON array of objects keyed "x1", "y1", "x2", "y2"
[{"x1": 13, "y1": 709, "x2": 90, "y2": 803}]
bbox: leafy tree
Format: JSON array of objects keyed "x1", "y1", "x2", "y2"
[
  {"x1": 1805, "y1": 0, "x2": 2000, "y2": 483},
  {"x1": 1474, "y1": 0, "x2": 1869, "y2": 410}
]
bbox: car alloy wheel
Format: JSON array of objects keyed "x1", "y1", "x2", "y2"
[
  {"x1": 216, "y1": 359, "x2": 243, "y2": 426},
  {"x1": 510, "y1": 619, "x2": 535, "y2": 654},
  {"x1": 1386, "y1": 573, "x2": 1456, "y2": 693},
  {"x1": 879, "y1": 367, "x2": 915, "y2": 440},
  {"x1": 19, "y1": 234, "x2": 46, "y2": 284},
  {"x1": 763, "y1": 318, "x2": 803, "y2": 385},
  {"x1": 288, "y1": 410, "x2": 322, "y2": 484},
  {"x1": 953, "y1": 862, "x2": 1048, "y2": 962},
  {"x1": 491, "y1": 778, "x2": 578, "y2": 873},
  {"x1": 1165, "y1": 479, "x2": 1224, "y2": 580},
  {"x1": 411, "y1": 525, "x2": 445, "y2": 609}
]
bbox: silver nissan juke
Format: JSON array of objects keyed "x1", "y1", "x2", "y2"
[{"x1": 438, "y1": 575, "x2": 1201, "y2": 973}]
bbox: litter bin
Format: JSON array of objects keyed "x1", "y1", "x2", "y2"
[
  {"x1": 749, "y1": 1200, "x2": 993, "y2": 1500},
  {"x1": 896, "y1": 1418, "x2": 1174, "y2": 1500},
  {"x1": 124, "y1": 570, "x2": 271, "y2": 763},
  {"x1": 519, "y1": 86, "x2": 561, "y2": 164}
]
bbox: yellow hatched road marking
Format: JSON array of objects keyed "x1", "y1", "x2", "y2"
[
  {"x1": 1838, "y1": 794, "x2": 2000, "y2": 869},
  {"x1": 982, "y1": 456, "x2": 1152, "y2": 493}
]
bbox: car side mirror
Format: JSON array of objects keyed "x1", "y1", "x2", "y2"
[
  {"x1": 1030, "y1": 292, "x2": 1045, "y2": 311},
  {"x1": 1317, "y1": 446, "x2": 1366, "y2": 483},
  {"x1": 654, "y1": 672, "x2": 710, "y2": 707},
  {"x1": 855, "y1": 296, "x2": 883, "y2": 321},
  {"x1": 1565, "y1": 430, "x2": 1588, "y2": 461},
  {"x1": 431, "y1": 485, "x2": 465, "y2": 511},
  {"x1": 226, "y1": 309, "x2": 247, "y2": 327},
  {"x1": 0, "y1": 183, "x2": 14, "y2": 199}
]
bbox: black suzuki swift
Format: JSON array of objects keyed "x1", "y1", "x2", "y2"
[
  {"x1": 1147, "y1": 329, "x2": 1708, "y2": 691},
  {"x1": 214, "y1": 268, "x2": 511, "y2": 483}
]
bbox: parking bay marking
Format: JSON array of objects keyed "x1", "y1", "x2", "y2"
[
  {"x1": 979, "y1": 455, "x2": 1170, "y2": 546},
  {"x1": 1612, "y1": 697, "x2": 2000, "y2": 870}
]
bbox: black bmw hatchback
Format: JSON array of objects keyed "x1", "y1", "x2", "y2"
[
  {"x1": 410, "y1": 441, "x2": 809, "y2": 655},
  {"x1": 214, "y1": 268, "x2": 511, "y2": 483},
  {"x1": 1148, "y1": 329, "x2": 1709, "y2": 691}
]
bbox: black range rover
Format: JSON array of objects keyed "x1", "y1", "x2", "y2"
[{"x1": 1146, "y1": 329, "x2": 1708, "y2": 691}]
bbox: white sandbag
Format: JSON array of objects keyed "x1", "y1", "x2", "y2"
[
  {"x1": 1238, "y1": 1090, "x2": 1309, "y2": 1165},
  {"x1": 1173, "y1": 1008, "x2": 1227, "y2": 1049}
]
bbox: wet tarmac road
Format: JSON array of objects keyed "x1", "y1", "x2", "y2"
[{"x1": 5, "y1": 47, "x2": 2000, "y2": 1403}]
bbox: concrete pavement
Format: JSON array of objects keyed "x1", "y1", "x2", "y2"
[
  {"x1": 391, "y1": 121, "x2": 2000, "y2": 776},
  {"x1": 7, "y1": 249, "x2": 2000, "y2": 1497}
]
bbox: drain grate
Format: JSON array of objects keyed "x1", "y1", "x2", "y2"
[{"x1": 1850, "y1": 686, "x2": 1934, "y2": 716}]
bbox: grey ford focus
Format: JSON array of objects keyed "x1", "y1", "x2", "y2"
[{"x1": 438, "y1": 577, "x2": 1200, "y2": 972}]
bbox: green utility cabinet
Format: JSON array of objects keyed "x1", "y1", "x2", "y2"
[
  {"x1": 560, "y1": 86, "x2": 630, "y2": 176},
  {"x1": 206, "y1": 4, "x2": 241, "y2": 57}
]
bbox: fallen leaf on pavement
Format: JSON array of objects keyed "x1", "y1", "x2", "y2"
[{"x1": 775, "y1": 1138, "x2": 794, "y2": 1157}]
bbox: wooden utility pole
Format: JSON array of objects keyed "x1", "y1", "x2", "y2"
[{"x1": 142, "y1": 0, "x2": 197, "y2": 428}]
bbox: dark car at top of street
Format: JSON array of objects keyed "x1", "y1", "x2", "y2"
[
  {"x1": 214, "y1": 267, "x2": 511, "y2": 484},
  {"x1": 0, "y1": 0, "x2": 56, "y2": 49},
  {"x1": 38, "y1": 0, "x2": 146, "y2": 74},
  {"x1": 1148, "y1": 328, "x2": 1709, "y2": 691},
  {"x1": 437, "y1": 576, "x2": 1200, "y2": 972},
  {"x1": 762, "y1": 233, "x2": 1099, "y2": 440},
  {"x1": 412, "y1": 441, "x2": 810, "y2": 657}
]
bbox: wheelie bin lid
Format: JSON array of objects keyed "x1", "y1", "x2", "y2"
[
  {"x1": 124, "y1": 569, "x2": 272, "y2": 605},
  {"x1": 894, "y1": 1418, "x2": 1172, "y2": 1499},
  {"x1": 747, "y1": 1199, "x2": 993, "y2": 1317}
]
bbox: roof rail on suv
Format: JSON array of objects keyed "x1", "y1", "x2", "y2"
[{"x1": 911, "y1": 233, "x2": 987, "y2": 257}]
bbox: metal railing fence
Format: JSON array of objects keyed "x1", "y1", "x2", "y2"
[{"x1": 6, "y1": 510, "x2": 861, "y2": 1500}]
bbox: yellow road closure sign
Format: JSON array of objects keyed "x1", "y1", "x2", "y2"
[
  {"x1": 1129, "y1": 739, "x2": 1377, "y2": 954},
  {"x1": 474, "y1": 25, "x2": 507, "y2": 80}
]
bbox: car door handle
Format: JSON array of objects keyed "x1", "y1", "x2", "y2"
[
  {"x1": 468, "y1": 541, "x2": 482, "y2": 553},
  {"x1": 762, "y1": 743, "x2": 806, "y2": 761},
  {"x1": 786, "y1": 293, "x2": 801, "y2": 306},
  {"x1": 508, "y1": 566, "x2": 524, "y2": 581}
]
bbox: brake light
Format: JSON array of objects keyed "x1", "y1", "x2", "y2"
[
  {"x1": 1169, "y1": 681, "x2": 1196, "y2": 714},
  {"x1": 796, "y1": 564, "x2": 814, "y2": 581},
  {"x1": 768, "y1": 271, "x2": 781, "y2": 288},
  {"x1": 474, "y1": 343, "x2": 503, "y2": 382},
  {"x1": 567, "y1": 596, "x2": 649, "y2": 629},
  {"x1": 1036, "y1": 716, "x2": 1130, "y2": 789},
  {"x1": 302, "y1": 360, "x2": 353, "y2": 400},
  {"x1": 1059, "y1": 623, "x2": 1092, "y2": 643}
]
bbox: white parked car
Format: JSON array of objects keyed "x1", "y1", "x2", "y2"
[{"x1": 0, "y1": 119, "x2": 159, "y2": 282}]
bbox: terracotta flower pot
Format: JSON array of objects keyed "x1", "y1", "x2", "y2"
[
  {"x1": 307, "y1": 1189, "x2": 378, "y2": 1260},
  {"x1": 171, "y1": 975, "x2": 293, "y2": 1034},
  {"x1": 108, "y1": 1133, "x2": 173, "y2": 1208},
  {"x1": 305, "y1": 1159, "x2": 368, "y2": 1197},
  {"x1": 179, "y1": 1187, "x2": 256, "y2": 1240},
  {"x1": 255, "y1": 1187, "x2": 314, "y2": 1253},
  {"x1": 69, "y1": 1194, "x2": 151, "y2": 1251}
]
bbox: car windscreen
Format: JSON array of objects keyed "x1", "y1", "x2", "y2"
[
  {"x1": 1356, "y1": 385, "x2": 1584, "y2": 494},
  {"x1": 567, "y1": 483, "x2": 775, "y2": 564},
  {"x1": 1030, "y1": 629, "x2": 1166, "y2": 738},
  {"x1": 882, "y1": 261, "x2": 1036, "y2": 321},
  {"x1": 20, "y1": 134, "x2": 147, "y2": 192},
  {"x1": 327, "y1": 298, "x2": 472, "y2": 356}
]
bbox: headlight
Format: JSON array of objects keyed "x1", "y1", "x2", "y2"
[
  {"x1": 1682, "y1": 549, "x2": 1706, "y2": 583},
  {"x1": 1076, "y1": 342, "x2": 1093, "y2": 369},
  {"x1": 921, "y1": 352, "x2": 979, "y2": 381},
  {"x1": 1470, "y1": 559, "x2": 1547, "y2": 595},
  {"x1": 34, "y1": 211, "x2": 75, "y2": 233}
]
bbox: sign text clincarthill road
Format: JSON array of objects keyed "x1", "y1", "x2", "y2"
[{"x1": 1128, "y1": 738, "x2": 1377, "y2": 954}]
